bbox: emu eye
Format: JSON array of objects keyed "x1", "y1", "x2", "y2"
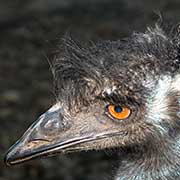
[{"x1": 107, "y1": 105, "x2": 130, "y2": 120}]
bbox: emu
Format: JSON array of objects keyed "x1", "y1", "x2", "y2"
[{"x1": 5, "y1": 23, "x2": 180, "y2": 180}]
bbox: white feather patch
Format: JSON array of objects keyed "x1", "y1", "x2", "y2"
[
  {"x1": 147, "y1": 76, "x2": 171, "y2": 123},
  {"x1": 172, "y1": 74, "x2": 180, "y2": 92},
  {"x1": 146, "y1": 74, "x2": 180, "y2": 129},
  {"x1": 104, "y1": 86, "x2": 117, "y2": 95}
]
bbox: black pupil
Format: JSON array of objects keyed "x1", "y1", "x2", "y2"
[{"x1": 114, "y1": 106, "x2": 122, "y2": 113}]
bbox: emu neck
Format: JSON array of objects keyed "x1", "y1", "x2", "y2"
[{"x1": 115, "y1": 137, "x2": 180, "y2": 180}]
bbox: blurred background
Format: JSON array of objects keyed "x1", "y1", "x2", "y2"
[{"x1": 0, "y1": 0, "x2": 179, "y2": 180}]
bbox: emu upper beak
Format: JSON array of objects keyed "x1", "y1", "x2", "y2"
[{"x1": 4, "y1": 103, "x2": 124, "y2": 166}]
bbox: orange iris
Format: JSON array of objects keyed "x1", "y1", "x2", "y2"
[{"x1": 107, "y1": 105, "x2": 130, "y2": 120}]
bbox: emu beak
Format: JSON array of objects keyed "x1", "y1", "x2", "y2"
[{"x1": 4, "y1": 103, "x2": 124, "y2": 166}]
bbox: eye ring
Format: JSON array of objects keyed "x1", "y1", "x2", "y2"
[{"x1": 106, "y1": 104, "x2": 131, "y2": 120}]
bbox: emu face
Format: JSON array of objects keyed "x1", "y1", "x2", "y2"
[{"x1": 5, "y1": 25, "x2": 180, "y2": 167}]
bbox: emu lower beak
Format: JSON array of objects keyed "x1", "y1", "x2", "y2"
[{"x1": 4, "y1": 103, "x2": 124, "y2": 166}]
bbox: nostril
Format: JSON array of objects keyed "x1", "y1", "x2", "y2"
[
  {"x1": 40, "y1": 113, "x2": 63, "y2": 135},
  {"x1": 44, "y1": 118, "x2": 60, "y2": 130},
  {"x1": 39, "y1": 110, "x2": 71, "y2": 136}
]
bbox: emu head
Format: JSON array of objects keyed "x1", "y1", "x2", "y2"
[{"x1": 5, "y1": 24, "x2": 180, "y2": 165}]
